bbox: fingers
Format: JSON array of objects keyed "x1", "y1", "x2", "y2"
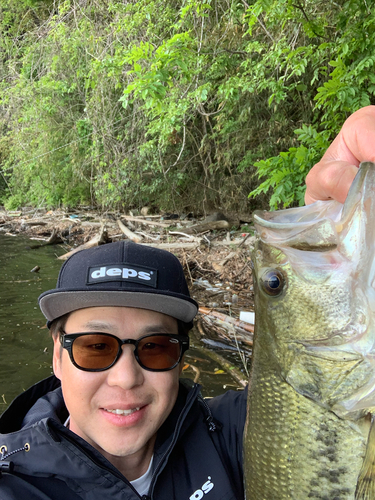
[
  {"x1": 305, "y1": 106, "x2": 375, "y2": 204},
  {"x1": 305, "y1": 161, "x2": 358, "y2": 204}
]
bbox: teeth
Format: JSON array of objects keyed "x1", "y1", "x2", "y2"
[{"x1": 105, "y1": 407, "x2": 140, "y2": 416}]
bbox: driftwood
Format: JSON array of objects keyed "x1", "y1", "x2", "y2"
[
  {"x1": 217, "y1": 251, "x2": 237, "y2": 266},
  {"x1": 169, "y1": 231, "x2": 201, "y2": 241},
  {"x1": 198, "y1": 306, "x2": 254, "y2": 334},
  {"x1": 117, "y1": 219, "x2": 143, "y2": 243},
  {"x1": 28, "y1": 229, "x2": 63, "y2": 249},
  {"x1": 184, "y1": 220, "x2": 230, "y2": 234},
  {"x1": 139, "y1": 242, "x2": 200, "y2": 250},
  {"x1": 23, "y1": 220, "x2": 48, "y2": 227},
  {"x1": 213, "y1": 238, "x2": 254, "y2": 247},
  {"x1": 58, "y1": 225, "x2": 107, "y2": 260},
  {"x1": 81, "y1": 221, "x2": 109, "y2": 227},
  {"x1": 198, "y1": 315, "x2": 253, "y2": 351},
  {"x1": 122, "y1": 216, "x2": 170, "y2": 228},
  {"x1": 211, "y1": 251, "x2": 237, "y2": 273},
  {"x1": 128, "y1": 213, "x2": 162, "y2": 218},
  {"x1": 186, "y1": 363, "x2": 201, "y2": 383},
  {"x1": 190, "y1": 336, "x2": 247, "y2": 388},
  {"x1": 135, "y1": 231, "x2": 161, "y2": 241},
  {"x1": 136, "y1": 238, "x2": 252, "y2": 250}
]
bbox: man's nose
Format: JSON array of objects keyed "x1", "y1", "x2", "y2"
[{"x1": 106, "y1": 345, "x2": 144, "y2": 389}]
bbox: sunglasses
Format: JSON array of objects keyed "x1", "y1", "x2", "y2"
[{"x1": 60, "y1": 331, "x2": 189, "y2": 372}]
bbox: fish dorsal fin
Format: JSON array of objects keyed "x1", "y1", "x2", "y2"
[{"x1": 356, "y1": 415, "x2": 375, "y2": 500}]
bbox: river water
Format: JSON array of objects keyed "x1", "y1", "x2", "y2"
[
  {"x1": 0, "y1": 234, "x2": 245, "y2": 414},
  {"x1": 0, "y1": 234, "x2": 64, "y2": 412}
]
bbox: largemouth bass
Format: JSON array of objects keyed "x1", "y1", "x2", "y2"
[{"x1": 244, "y1": 162, "x2": 375, "y2": 500}]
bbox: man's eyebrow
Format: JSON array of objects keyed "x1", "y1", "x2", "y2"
[
  {"x1": 140, "y1": 324, "x2": 178, "y2": 334},
  {"x1": 79, "y1": 321, "x2": 177, "y2": 334},
  {"x1": 80, "y1": 321, "x2": 117, "y2": 332}
]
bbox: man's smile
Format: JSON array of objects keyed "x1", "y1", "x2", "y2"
[{"x1": 103, "y1": 407, "x2": 141, "y2": 416}]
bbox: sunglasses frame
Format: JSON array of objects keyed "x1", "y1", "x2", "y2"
[{"x1": 60, "y1": 331, "x2": 189, "y2": 372}]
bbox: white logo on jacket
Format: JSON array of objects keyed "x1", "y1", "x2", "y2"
[{"x1": 189, "y1": 477, "x2": 214, "y2": 499}]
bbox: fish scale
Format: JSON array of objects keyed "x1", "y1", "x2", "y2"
[
  {"x1": 245, "y1": 360, "x2": 367, "y2": 498},
  {"x1": 244, "y1": 162, "x2": 375, "y2": 499}
]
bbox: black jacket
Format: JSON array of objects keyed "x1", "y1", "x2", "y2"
[{"x1": 0, "y1": 376, "x2": 247, "y2": 500}]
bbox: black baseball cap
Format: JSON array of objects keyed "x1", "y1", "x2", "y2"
[{"x1": 38, "y1": 240, "x2": 198, "y2": 328}]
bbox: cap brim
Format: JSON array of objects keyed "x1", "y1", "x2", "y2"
[{"x1": 39, "y1": 290, "x2": 198, "y2": 324}]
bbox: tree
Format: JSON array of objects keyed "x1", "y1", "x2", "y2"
[{"x1": 0, "y1": 0, "x2": 374, "y2": 212}]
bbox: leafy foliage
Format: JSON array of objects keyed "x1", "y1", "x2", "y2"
[
  {"x1": 0, "y1": 0, "x2": 374, "y2": 211},
  {"x1": 244, "y1": 0, "x2": 375, "y2": 207}
]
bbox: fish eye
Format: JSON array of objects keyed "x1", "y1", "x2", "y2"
[{"x1": 260, "y1": 269, "x2": 285, "y2": 296}]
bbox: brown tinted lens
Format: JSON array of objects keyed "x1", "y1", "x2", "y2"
[
  {"x1": 72, "y1": 334, "x2": 119, "y2": 370},
  {"x1": 137, "y1": 335, "x2": 181, "y2": 370}
]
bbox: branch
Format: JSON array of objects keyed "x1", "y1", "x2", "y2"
[
  {"x1": 165, "y1": 123, "x2": 186, "y2": 173},
  {"x1": 291, "y1": 2, "x2": 310, "y2": 22}
]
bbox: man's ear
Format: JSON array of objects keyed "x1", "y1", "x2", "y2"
[{"x1": 52, "y1": 335, "x2": 62, "y2": 380}]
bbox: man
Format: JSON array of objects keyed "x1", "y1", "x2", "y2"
[
  {"x1": 0, "y1": 105, "x2": 373, "y2": 499},
  {"x1": 0, "y1": 240, "x2": 246, "y2": 500}
]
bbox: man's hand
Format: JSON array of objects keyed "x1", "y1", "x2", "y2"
[{"x1": 305, "y1": 106, "x2": 375, "y2": 204}]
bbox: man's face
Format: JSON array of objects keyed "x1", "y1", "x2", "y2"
[{"x1": 53, "y1": 306, "x2": 181, "y2": 473}]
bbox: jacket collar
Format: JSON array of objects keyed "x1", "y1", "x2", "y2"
[{"x1": 0, "y1": 376, "x2": 64, "y2": 433}]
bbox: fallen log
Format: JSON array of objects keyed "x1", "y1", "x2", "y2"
[
  {"x1": 184, "y1": 220, "x2": 229, "y2": 234},
  {"x1": 198, "y1": 314, "x2": 253, "y2": 350},
  {"x1": 122, "y1": 216, "x2": 170, "y2": 228},
  {"x1": 58, "y1": 225, "x2": 107, "y2": 260},
  {"x1": 199, "y1": 306, "x2": 254, "y2": 334},
  {"x1": 28, "y1": 229, "x2": 63, "y2": 249},
  {"x1": 117, "y1": 219, "x2": 143, "y2": 243},
  {"x1": 22, "y1": 221, "x2": 48, "y2": 227}
]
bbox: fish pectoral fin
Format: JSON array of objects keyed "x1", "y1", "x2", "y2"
[
  {"x1": 288, "y1": 340, "x2": 362, "y2": 363},
  {"x1": 356, "y1": 415, "x2": 375, "y2": 500}
]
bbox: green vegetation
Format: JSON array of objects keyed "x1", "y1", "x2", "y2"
[{"x1": 0, "y1": 0, "x2": 374, "y2": 212}]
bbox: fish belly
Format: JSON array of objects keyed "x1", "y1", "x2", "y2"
[{"x1": 244, "y1": 369, "x2": 367, "y2": 500}]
